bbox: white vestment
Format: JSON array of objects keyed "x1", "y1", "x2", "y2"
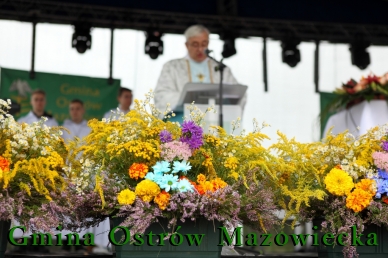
[
  {"x1": 17, "y1": 111, "x2": 58, "y2": 127},
  {"x1": 103, "y1": 106, "x2": 130, "y2": 120},
  {"x1": 154, "y1": 57, "x2": 243, "y2": 111},
  {"x1": 61, "y1": 119, "x2": 91, "y2": 141}
]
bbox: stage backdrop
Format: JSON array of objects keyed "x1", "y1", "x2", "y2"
[{"x1": 0, "y1": 67, "x2": 121, "y2": 124}]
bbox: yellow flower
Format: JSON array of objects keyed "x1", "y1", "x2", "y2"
[
  {"x1": 202, "y1": 181, "x2": 214, "y2": 192},
  {"x1": 324, "y1": 168, "x2": 354, "y2": 196},
  {"x1": 224, "y1": 156, "x2": 238, "y2": 170},
  {"x1": 154, "y1": 190, "x2": 170, "y2": 210},
  {"x1": 355, "y1": 179, "x2": 376, "y2": 195},
  {"x1": 346, "y1": 188, "x2": 374, "y2": 212},
  {"x1": 197, "y1": 174, "x2": 206, "y2": 184},
  {"x1": 229, "y1": 171, "x2": 239, "y2": 180},
  {"x1": 135, "y1": 179, "x2": 160, "y2": 202},
  {"x1": 117, "y1": 189, "x2": 136, "y2": 205}
]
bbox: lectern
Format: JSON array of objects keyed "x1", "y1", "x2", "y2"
[{"x1": 174, "y1": 83, "x2": 247, "y2": 134}]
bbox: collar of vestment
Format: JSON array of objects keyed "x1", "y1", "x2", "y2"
[{"x1": 32, "y1": 111, "x2": 53, "y2": 119}]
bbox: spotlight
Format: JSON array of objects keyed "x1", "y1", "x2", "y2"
[
  {"x1": 281, "y1": 39, "x2": 301, "y2": 68},
  {"x1": 221, "y1": 33, "x2": 237, "y2": 58},
  {"x1": 72, "y1": 24, "x2": 92, "y2": 54},
  {"x1": 145, "y1": 30, "x2": 163, "y2": 60},
  {"x1": 349, "y1": 41, "x2": 370, "y2": 70}
]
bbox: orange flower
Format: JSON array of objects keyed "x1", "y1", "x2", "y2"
[
  {"x1": 194, "y1": 183, "x2": 205, "y2": 195},
  {"x1": 355, "y1": 179, "x2": 376, "y2": 196},
  {"x1": 197, "y1": 174, "x2": 206, "y2": 184},
  {"x1": 129, "y1": 163, "x2": 148, "y2": 180},
  {"x1": 154, "y1": 190, "x2": 170, "y2": 210},
  {"x1": 211, "y1": 178, "x2": 227, "y2": 191},
  {"x1": 0, "y1": 156, "x2": 10, "y2": 172}
]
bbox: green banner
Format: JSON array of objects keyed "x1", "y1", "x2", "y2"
[
  {"x1": 319, "y1": 92, "x2": 337, "y2": 137},
  {"x1": 0, "y1": 67, "x2": 120, "y2": 124}
]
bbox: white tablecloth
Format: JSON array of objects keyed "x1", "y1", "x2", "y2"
[{"x1": 323, "y1": 100, "x2": 388, "y2": 137}]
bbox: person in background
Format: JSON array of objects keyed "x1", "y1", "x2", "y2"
[
  {"x1": 103, "y1": 87, "x2": 133, "y2": 119},
  {"x1": 17, "y1": 89, "x2": 58, "y2": 126},
  {"x1": 62, "y1": 99, "x2": 90, "y2": 141}
]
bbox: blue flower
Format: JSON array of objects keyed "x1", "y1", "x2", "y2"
[
  {"x1": 378, "y1": 169, "x2": 388, "y2": 180},
  {"x1": 177, "y1": 179, "x2": 194, "y2": 192},
  {"x1": 172, "y1": 160, "x2": 192, "y2": 174},
  {"x1": 374, "y1": 178, "x2": 388, "y2": 198},
  {"x1": 145, "y1": 172, "x2": 164, "y2": 184},
  {"x1": 144, "y1": 172, "x2": 156, "y2": 181},
  {"x1": 152, "y1": 161, "x2": 171, "y2": 174},
  {"x1": 158, "y1": 174, "x2": 178, "y2": 192}
]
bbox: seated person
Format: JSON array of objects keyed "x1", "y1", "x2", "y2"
[
  {"x1": 103, "y1": 87, "x2": 132, "y2": 120},
  {"x1": 62, "y1": 99, "x2": 91, "y2": 141},
  {"x1": 17, "y1": 89, "x2": 58, "y2": 126}
]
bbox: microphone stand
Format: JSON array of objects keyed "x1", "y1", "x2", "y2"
[{"x1": 205, "y1": 49, "x2": 226, "y2": 128}]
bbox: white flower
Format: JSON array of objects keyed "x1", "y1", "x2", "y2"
[{"x1": 354, "y1": 141, "x2": 360, "y2": 147}]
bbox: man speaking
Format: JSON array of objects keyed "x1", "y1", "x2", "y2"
[{"x1": 154, "y1": 25, "x2": 239, "y2": 112}]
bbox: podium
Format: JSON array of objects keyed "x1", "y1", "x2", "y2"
[{"x1": 174, "y1": 83, "x2": 247, "y2": 134}]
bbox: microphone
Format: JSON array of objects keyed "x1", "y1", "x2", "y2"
[{"x1": 204, "y1": 49, "x2": 212, "y2": 56}]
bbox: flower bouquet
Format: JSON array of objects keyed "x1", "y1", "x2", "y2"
[
  {"x1": 321, "y1": 73, "x2": 388, "y2": 126},
  {"x1": 333, "y1": 73, "x2": 388, "y2": 109},
  {"x1": 0, "y1": 99, "x2": 69, "y2": 235},
  {"x1": 64, "y1": 92, "x2": 279, "y2": 256},
  {"x1": 271, "y1": 125, "x2": 388, "y2": 257}
]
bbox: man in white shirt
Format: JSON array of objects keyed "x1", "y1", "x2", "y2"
[
  {"x1": 154, "y1": 24, "x2": 240, "y2": 111},
  {"x1": 17, "y1": 89, "x2": 58, "y2": 126},
  {"x1": 103, "y1": 87, "x2": 132, "y2": 120},
  {"x1": 62, "y1": 99, "x2": 91, "y2": 141}
]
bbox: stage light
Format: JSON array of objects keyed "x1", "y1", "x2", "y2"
[
  {"x1": 281, "y1": 39, "x2": 301, "y2": 68},
  {"x1": 145, "y1": 30, "x2": 163, "y2": 60},
  {"x1": 72, "y1": 24, "x2": 92, "y2": 54},
  {"x1": 222, "y1": 37, "x2": 237, "y2": 58},
  {"x1": 349, "y1": 41, "x2": 370, "y2": 70}
]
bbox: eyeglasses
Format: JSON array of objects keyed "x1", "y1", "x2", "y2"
[{"x1": 188, "y1": 41, "x2": 209, "y2": 49}]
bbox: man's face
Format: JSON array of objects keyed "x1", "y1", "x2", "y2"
[
  {"x1": 30, "y1": 93, "x2": 46, "y2": 113},
  {"x1": 118, "y1": 91, "x2": 132, "y2": 110},
  {"x1": 69, "y1": 102, "x2": 84, "y2": 123},
  {"x1": 185, "y1": 32, "x2": 209, "y2": 62}
]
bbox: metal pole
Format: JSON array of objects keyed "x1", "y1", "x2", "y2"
[
  {"x1": 314, "y1": 40, "x2": 320, "y2": 92},
  {"x1": 108, "y1": 27, "x2": 114, "y2": 85},
  {"x1": 219, "y1": 65, "x2": 224, "y2": 127},
  {"x1": 263, "y1": 36, "x2": 268, "y2": 92},
  {"x1": 30, "y1": 22, "x2": 37, "y2": 79}
]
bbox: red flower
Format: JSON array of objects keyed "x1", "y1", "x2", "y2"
[{"x1": 365, "y1": 75, "x2": 380, "y2": 84}]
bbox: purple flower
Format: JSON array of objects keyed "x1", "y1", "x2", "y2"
[
  {"x1": 382, "y1": 141, "x2": 388, "y2": 152},
  {"x1": 160, "y1": 130, "x2": 172, "y2": 143},
  {"x1": 180, "y1": 120, "x2": 203, "y2": 150}
]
